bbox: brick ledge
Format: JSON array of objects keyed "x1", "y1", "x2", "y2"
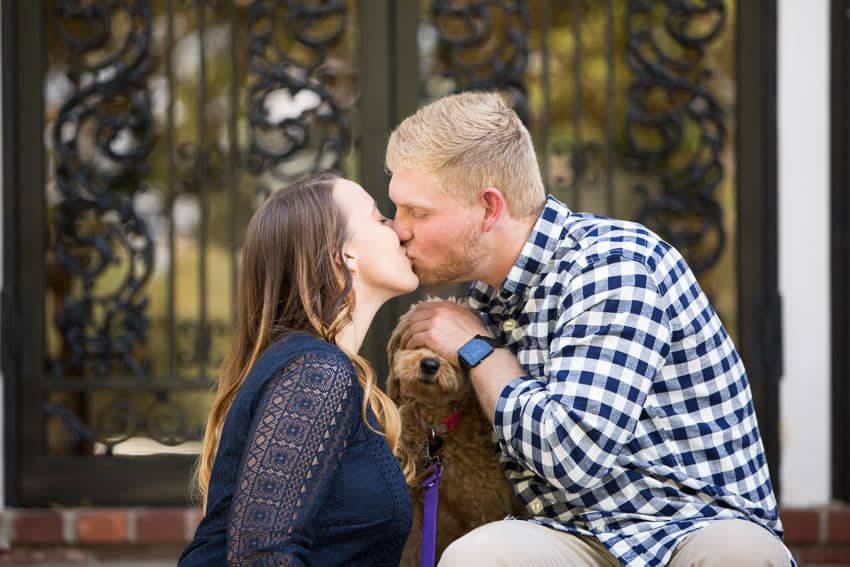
[
  {"x1": 0, "y1": 508, "x2": 202, "y2": 547},
  {"x1": 0, "y1": 505, "x2": 848, "y2": 565}
]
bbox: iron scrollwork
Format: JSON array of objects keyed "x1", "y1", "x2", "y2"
[
  {"x1": 550, "y1": 140, "x2": 605, "y2": 206},
  {"x1": 430, "y1": 0, "x2": 531, "y2": 126},
  {"x1": 45, "y1": 396, "x2": 197, "y2": 454},
  {"x1": 175, "y1": 317, "x2": 230, "y2": 369},
  {"x1": 245, "y1": 0, "x2": 350, "y2": 182},
  {"x1": 51, "y1": 0, "x2": 156, "y2": 379},
  {"x1": 625, "y1": 0, "x2": 727, "y2": 274}
]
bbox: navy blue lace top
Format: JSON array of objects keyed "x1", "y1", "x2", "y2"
[{"x1": 179, "y1": 333, "x2": 412, "y2": 566}]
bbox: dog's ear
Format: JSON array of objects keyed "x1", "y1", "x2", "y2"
[
  {"x1": 385, "y1": 323, "x2": 403, "y2": 401},
  {"x1": 386, "y1": 367, "x2": 400, "y2": 402}
]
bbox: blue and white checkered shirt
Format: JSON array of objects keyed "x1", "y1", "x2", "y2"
[{"x1": 468, "y1": 195, "x2": 787, "y2": 566}]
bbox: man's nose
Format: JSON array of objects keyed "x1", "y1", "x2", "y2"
[{"x1": 393, "y1": 217, "x2": 412, "y2": 242}]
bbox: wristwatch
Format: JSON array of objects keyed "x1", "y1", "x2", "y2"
[{"x1": 457, "y1": 335, "x2": 500, "y2": 372}]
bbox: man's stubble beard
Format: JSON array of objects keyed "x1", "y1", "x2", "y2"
[{"x1": 414, "y1": 225, "x2": 484, "y2": 286}]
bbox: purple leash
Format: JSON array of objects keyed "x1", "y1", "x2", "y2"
[{"x1": 420, "y1": 460, "x2": 442, "y2": 567}]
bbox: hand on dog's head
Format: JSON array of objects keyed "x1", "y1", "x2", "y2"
[{"x1": 386, "y1": 297, "x2": 473, "y2": 407}]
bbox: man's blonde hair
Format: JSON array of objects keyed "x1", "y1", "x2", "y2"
[{"x1": 385, "y1": 91, "x2": 546, "y2": 217}]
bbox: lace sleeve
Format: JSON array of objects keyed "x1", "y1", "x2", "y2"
[{"x1": 227, "y1": 348, "x2": 360, "y2": 566}]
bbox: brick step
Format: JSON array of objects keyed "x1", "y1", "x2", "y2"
[
  {"x1": 784, "y1": 506, "x2": 850, "y2": 565},
  {"x1": 0, "y1": 505, "x2": 847, "y2": 565},
  {"x1": 0, "y1": 546, "x2": 181, "y2": 565}
]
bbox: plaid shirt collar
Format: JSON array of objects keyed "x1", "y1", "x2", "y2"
[{"x1": 469, "y1": 195, "x2": 571, "y2": 316}]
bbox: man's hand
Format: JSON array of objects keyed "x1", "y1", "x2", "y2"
[
  {"x1": 396, "y1": 300, "x2": 525, "y2": 421},
  {"x1": 396, "y1": 300, "x2": 490, "y2": 364}
]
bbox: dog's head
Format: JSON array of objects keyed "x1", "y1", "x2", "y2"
[{"x1": 386, "y1": 297, "x2": 474, "y2": 407}]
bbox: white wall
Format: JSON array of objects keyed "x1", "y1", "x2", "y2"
[
  {"x1": 778, "y1": 0, "x2": 831, "y2": 507},
  {"x1": 0, "y1": 1, "x2": 5, "y2": 511}
]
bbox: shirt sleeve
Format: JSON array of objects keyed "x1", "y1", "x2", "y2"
[
  {"x1": 227, "y1": 347, "x2": 360, "y2": 566},
  {"x1": 494, "y1": 256, "x2": 672, "y2": 493}
]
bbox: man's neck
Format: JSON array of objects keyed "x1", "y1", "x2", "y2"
[{"x1": 479, "y1": 214, "x2": 538, "y2": 289}]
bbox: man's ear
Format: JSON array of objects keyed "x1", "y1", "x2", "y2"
[{"x1": 480, "y1": 187, "x2": 506, "y2": 232}]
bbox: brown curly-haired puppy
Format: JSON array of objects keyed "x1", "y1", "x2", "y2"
[{"x1": 387, "y1": 298, "x2": 521, "y2": 567}]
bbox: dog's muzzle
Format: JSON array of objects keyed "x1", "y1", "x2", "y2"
[{"x1": 419, "y1": 357, "x2": 441, "y2": 383}]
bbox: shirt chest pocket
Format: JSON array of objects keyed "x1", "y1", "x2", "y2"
[{"x1": 629, "y1": 405, "x2": 685, "y2": 469}]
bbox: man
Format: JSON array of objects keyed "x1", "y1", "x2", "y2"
[{"x1": 386, "y1": 91, "x2": 792, "y2": 566}]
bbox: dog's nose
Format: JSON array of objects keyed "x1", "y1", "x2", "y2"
[{"x1": 420, "y1": 357, "x2": 441, "y2": 375}]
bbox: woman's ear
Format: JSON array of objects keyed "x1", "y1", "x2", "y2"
[{"x1": 342, "y1": 251, "x2": 358, "y2": 273}]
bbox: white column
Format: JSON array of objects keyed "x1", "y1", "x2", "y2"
[
  {"x1": 1, "y1": 0, "x2": 6, "y2": 512},
  {"x1": 778, "y1": 0, "x2": 831, "y2": 506}
]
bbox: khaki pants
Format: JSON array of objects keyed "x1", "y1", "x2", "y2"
[{"x1": 437, "y1": 518, "x2": 792, "y2": 566}]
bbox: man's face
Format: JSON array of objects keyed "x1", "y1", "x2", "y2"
[{"x1": 389, "y1": 170, "x2": 483, "y2": 285}]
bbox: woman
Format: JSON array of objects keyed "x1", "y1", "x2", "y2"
[{"x1": 179, "y1": 173, "x2": 419, "y2": 566}]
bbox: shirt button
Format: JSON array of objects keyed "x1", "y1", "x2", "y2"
[
  {"x1": 502, "y1": 319, "x2": 517, "y2": 332},
  {"x1": 529, "y1": 500, "x2": 543, "y2": 514}
]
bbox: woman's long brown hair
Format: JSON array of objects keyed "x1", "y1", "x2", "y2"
[{"x1": 196, "y1": 173, "x2": 411, "y2": 508}]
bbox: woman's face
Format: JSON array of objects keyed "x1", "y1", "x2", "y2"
[{"x1": 333, "y1": 179, "x2": 419, "y2": 298}]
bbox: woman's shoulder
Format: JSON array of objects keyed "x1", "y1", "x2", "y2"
[
  {"x1": 247, "y1": 333, "x2": 358, "y2": 393},
  {"x1": 265, "y1": 333, "x2": 352, "y2": 370}
]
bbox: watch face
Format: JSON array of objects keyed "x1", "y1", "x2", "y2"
[{"x1": 459, "y1": 338, "x2": 494, "y2": 367}]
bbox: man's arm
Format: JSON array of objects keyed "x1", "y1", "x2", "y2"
[
  {"x1": 468, "y1": 348, "x2": 525, "y2": 420},
  {"x1": 494, "y1": 257, "x2": 672, "y2": 493}
]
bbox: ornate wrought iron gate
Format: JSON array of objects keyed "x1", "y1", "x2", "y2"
[{"x1": 2, "y1": 0, "x2": 781, "y2": 505}]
